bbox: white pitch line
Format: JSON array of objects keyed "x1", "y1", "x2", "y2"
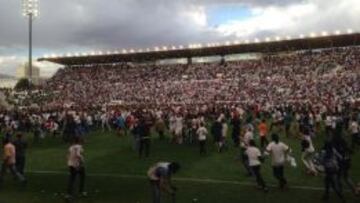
[{"x1": 27, "y1": 170, "x2": 331, "y2": 192}]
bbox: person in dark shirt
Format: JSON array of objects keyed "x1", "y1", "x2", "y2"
[
  {"x1": 13, "y1": 133, "x2": 27, "y2": 175},
  {"x1": 139, "y1": 116, "x2": 152, "y2": 158},
  {"x1": 231, "y1": 115, "x2": 241, "y2": 147},
  {"x1": 332, "y1": 135, "x2": 358, "y2": 196},
  {"x1": 212, "y1": 119, "x2": 223, "y2": 152},
  {"x1": 321, "y1": 141, "x2": 345, "y2": 202}
]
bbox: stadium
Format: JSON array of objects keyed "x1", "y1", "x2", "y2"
[{"x1": 0, "y1": 1, "x2": 360, "y2": 203}]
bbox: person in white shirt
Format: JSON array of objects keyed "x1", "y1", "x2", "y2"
[
  {"x1": 325, "y1": 115, "x2": 332, "y2": 135},
  {"x1": 197, "y1": 123, "x2": 208, "y2": 155},
  {"x1": 174, "y1": 114, "x2": 184, "y2": 144},
  {"x1": 301, "y1": 129, "x2": 317, "y2": 176},
  {"x1": 242, "y1": 127, "x2": 254, "y2": 147},
  {"x1": 266, "y1": 133, "x2": 290, "y2": 189},
  {"x1": 66, "y1": 137, "x2": 86, "y2": 199},
  {"x1": 349, "y1": 119, "x2": 359, "y2": 150},
  {"x1": 169, "y1": 114, "x2": 176, "y2": 140},
  {"x1": 245, "y1": 140, "x2": 268, "y2": 192},
  {"x1": 221, "y1": 119, "x2": 228, "y2": 151},
  {"x1": 240, "y1": 126, "x2": 254, "y2": 176},
  {"x1": 101, "y1": 112, "x2": 111, "y2": 132}
]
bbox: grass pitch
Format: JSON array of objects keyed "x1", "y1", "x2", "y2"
[{"x1": 0, "y1": 125, "x2": 359, "y2": 203}]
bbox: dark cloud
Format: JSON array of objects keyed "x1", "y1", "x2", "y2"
[
  {"x1": 0, "y1": 0, "x2": 222, "y2": 53},
  {"x1": 0, "y1": 0, "x2": 359, "y2": 77}
]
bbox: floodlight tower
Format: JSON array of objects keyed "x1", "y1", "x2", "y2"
[{"x1": 22, "y1": 0, "x2": 39, "y2": 84}]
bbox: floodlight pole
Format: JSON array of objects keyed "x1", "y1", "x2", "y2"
[
  {"x1": 23, "y1": 0, "x2": 38, "y2": 89},
  {"x1": 28, "y1": 12, "x2": 33, "y2": 84}
]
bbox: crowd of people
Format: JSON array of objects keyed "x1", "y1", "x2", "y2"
[
  {"x1": 29, "y1": 46, "x2": 360, "y2": 111},
  {"x1": 0, "y1": 45, "x2": 360, "y2": 202}
]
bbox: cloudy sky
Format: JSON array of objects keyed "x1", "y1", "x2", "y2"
[{"x1": 0, "y1": 0, "x2": 359, "y2": 77}]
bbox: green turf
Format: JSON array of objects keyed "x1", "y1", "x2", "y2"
[{"x1": 0, "y1": 123, "x2": 359, "y2": 203}]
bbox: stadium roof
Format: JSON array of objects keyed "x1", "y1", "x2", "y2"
[{"x1": 38, "y1": 33, "x2": 360, "y2": 66}]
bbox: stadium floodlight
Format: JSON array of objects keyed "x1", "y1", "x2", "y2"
[
  {"x1": 254, "y1": 38, "x2": 260, "y2": 43},
  {"x1": 347, "y1": 29, "x2": 353, "y2": 34},
  {"x1": 66, "y1": 53, "x2": 72, "y2": 57},
  {"x1": 22, "y1": 0, "x2": 39, "y2": 85},
  {"x1": 129, "y1": 49, "x2": 135, "y2": 53},
  {"x1": 106, "y1": 51, "x2": 112, "y2": 55},
  {"x1": 113, "y1": 50, "x2": 119, "y2": 54},
  {"x1": 178, "y1": 45, "x2": 184, "y2": 49},
  {"x1": 138, "y1": 49, "x2": 143, "y2": 52},
  {"x1": 122, "y1": 49, "x2": 127, "y2": 54},
  {"x1": 51, "y1": 54, "x2": 57, "y2": 58},
  {"x1": 225, "y1": 41, "x2": 231, "y2": 46},
  {"x1": 265, "y1": 37, "x2": 271, "y2": 42},
  {"x1": 171, "y1": 46, "x2": 176, "y2": 50},
  {"x1": 299, "y1": 34, "x2": 305, "y2": 39},
  {"x1": 233, "y1": 40, "x2": 240, "y2": 44},
  {"x1": 146, "y1": 48, "x2": 150, "y2": 52},
  {"x1": 43, "y1": 54, "x2": 48, "y2": 58},
  {"x1": 74, "y1": 52, "x2": 80, "y2": 57},
  {"x1": 244, "y1": 39, "x2": 250, "y2": 44},
  {"x1": 275, "y1": 36, "x2": 281, "y2": 41},
  {"x1": 90, "y1": 51, "x2": 96, "y2": 55},
  {"x1": 334, "y1": 30, "x2": 341, "y2": 35},
  {"x1": 162, "y1": 46, "x2": 167, "y2": 51},
  {"x1": 154, "y1": 47, "x2": 160, "y2": 51},
  {"x1": 285, "y1": 36, "x2": 292, "y2": 40},
  {"x1": 321, "y1": 31, "x2": 328, "y2": 37},
  {"x1": 309, "y1": 32, "x2": 317, "y2": 38}
]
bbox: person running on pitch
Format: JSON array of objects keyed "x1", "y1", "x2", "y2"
[
  {"x1": 13, "y1": 133, "x2": 28, "y2": 176},
  {"x1": 245, "y1": 140, "x2": 269, "y2": 192},
  {"x1": 0, "y1": 138, "x2": 26, "y2": 186},
  {"x1": 147, "y1": 162, "x2": 180, "y2": 203},
  {"x1": 66, "y1": 137, "x2": 86, "y2": 199},
  {"x1": 321, "y1": 141, "x2": 345, "y2": 202},
  {"x1": 266, "y1": 133, "x2": 290, "y2": 189}
]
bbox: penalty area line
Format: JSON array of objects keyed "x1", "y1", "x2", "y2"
[{"x1": 28, "y1": 170, "x2": 328, "y2": 192}]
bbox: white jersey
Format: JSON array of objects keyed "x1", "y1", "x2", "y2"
[
  {"x1": 197, "y1": 126, "x2": 208, "y2": 141},
  {"x1": 67, "y1": 144, "x2": 84, "y2": 168},
  {"x1": 350, "y1": 121, "x2": 359, "y2": 134},
  {"x1": 325, "y1": 116, "x2": 332, "y2": 127},
  {"x1": 169, "y1": 116, "x2": 176, "y2": 131},
  {"x1": 304, "y1": 135, "x2": 315, "y2": 153},
  {"x1": 266, "y1": 141, "x2": 289, "y2": 166},
  {"x1": 243, "y1": 131, "x2": 254, "y2": 146},
  {"x1": 222, "y1": 123, "x2": 228, "y2": 138},
  {"x1": 147, "y1": 162, "x2": 170, "y2": 181},
  {"x1": 245, "y1": 146, "x2": 262, "y2": 166},
  {"x1": 175, "y1": 116, "x2": 183, "y2": 130}
]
